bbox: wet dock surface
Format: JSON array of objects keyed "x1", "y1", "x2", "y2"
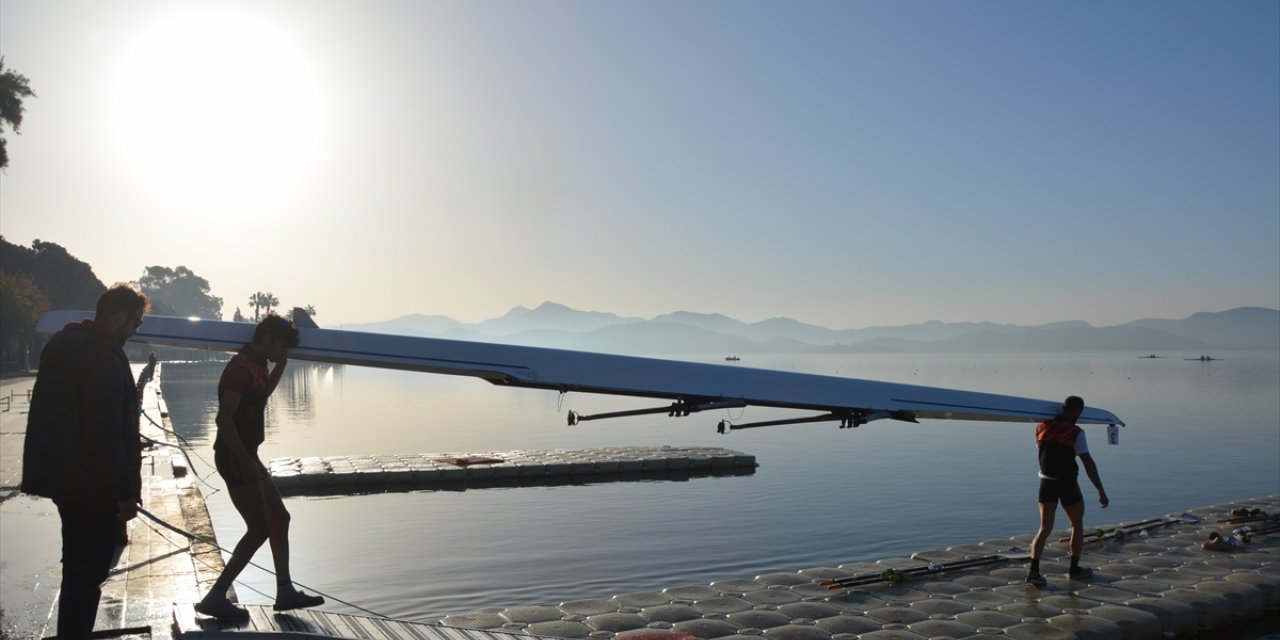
[
  {"x1": 2, "y1": 371, "x2": 1277, "y2": 639},
  {"x1": 2, "y1": 369, "x2": 228, "y2": 640}
]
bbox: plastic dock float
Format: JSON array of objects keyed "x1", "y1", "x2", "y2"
[
  {"x1": 268, "y1": 446, "x2": 757, "y2": 496},
  {"x1": 174, "y1": 603, "x2": 551, "y2": 640},
  {"x1": 434, "y1": 494, "x2": 1280, "y2": 640}
]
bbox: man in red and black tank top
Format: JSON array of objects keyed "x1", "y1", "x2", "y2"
[
  {"x1": 1026, "y1": 396, "x2": 1110, "y2": 587},
  {"x1": 196, "y1": 315, "x2": 326, "y2": 621}
]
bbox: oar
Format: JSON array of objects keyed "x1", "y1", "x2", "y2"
[
  {"x1": 821, "y1": 549, "x2": 1030, "y2": 590},
  {"x1": 1082, "y1": 518, "x2": 1175, "y2": 545},
  {"x1": 1061, "y1": 516, "x2": 1167, "y2": 543}
]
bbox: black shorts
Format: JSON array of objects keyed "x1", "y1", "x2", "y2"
[
  {"x1": 1038, "y1": 478, "x2": 1083, "y2": 507},
  {"x1": 213, "y1": 447, "x2": 268, "y2": 489}
]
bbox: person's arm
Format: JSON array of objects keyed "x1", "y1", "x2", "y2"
[
  {"x1": 264, "y1": 350, "x2": 288, "y2": 396},
  {"x1": 1079, "y1": 453, "x2": 1109, "y2": 508},
  {"x1": 215, "y1": 388, "x2": 260, "y2": 483},
  {"x1": 79, "y1": 349, "x2": 141, "y2": 521}
]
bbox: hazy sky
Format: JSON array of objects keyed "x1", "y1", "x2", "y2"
[{"x1": 2, "y1": 0, "x2": 1277, "y2": 328}]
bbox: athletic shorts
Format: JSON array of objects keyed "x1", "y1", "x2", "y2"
[
  {"x1": 1038, "y1": 478, "x2": 1083, "y2": 507},
  {"x1": 213, "y1": 447, "x2": 269, "y2": 490}
]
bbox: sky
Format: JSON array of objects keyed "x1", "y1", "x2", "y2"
[{"x1": 1, "y1": 0, "x2": 1277, "y2": 329}]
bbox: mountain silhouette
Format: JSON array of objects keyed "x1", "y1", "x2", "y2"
[{"x1": 338, "y1": 303, "x2": 1279, "y2": 353}]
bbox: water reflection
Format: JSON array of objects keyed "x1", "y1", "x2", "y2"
[{"x1": 274, "y1": 362, "x2": 342, "y2": 426}]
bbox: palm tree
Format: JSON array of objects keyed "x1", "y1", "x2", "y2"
[
  {"x1": 248, "y1": 292, "x2": 264, "y2": 321},
  {"x1": 0, "y1": 57, "x2": 37, "y2": 170},
  {"x1": 262, "y1": 292, "x2": 279, "y2": 317},
  {"x1": 247, "y1": 291, "x2": 279, "y2": 321}
]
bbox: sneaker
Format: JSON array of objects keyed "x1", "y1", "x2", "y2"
[
  {"x1": 195, "y1": 597, "x2": 250, "y2": 622},
  {"x1": 1025, "y1": 571, "x2": 1047, "y2": 587},
  {"x1": 1067, "y1": 566, "x2": 1094, "y2": 580},
  {"x1": 274, "y1": 590, "x2": 324, "y2": 612}
]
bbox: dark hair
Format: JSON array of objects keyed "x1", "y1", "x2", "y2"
[
  {"x1": 96, "y1": 284, "x2": 149, "y2": 319},
  {"x1": 253, "y1": 314, "x2": 300, "y2": 347},
  {"x1": 1060, "y1": 395, "x2": 1085, "y2": 415}
]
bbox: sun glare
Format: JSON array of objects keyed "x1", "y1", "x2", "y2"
[{"x1": 111, "y1": 11, "x2": 322, "y2": 210}]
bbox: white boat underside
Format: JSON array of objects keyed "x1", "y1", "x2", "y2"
[{"x1": 37, "y1": 311, "x2": 1126, "y2": 429}]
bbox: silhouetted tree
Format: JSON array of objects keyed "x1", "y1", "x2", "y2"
[
  {"x1": 138, "y1": 265, "x2": 223, "y2": 319},
  {"x1": 248, "y1": 291, "x2": 279, "y2": 321},
  {"x1": 233, "y1": 306, "x2": 247, "y2": 323},
  {"x1": 0, "y1": 237, "x2": 105, "y2": 310},
  {"x1": 0, "y1": 269, "x2": 50, "y2": 371},
  {"x1": 0, "y1": 58, "x2": 36, "y2": 170}
]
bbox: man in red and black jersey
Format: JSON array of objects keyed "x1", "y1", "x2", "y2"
[
  {"x1": 1026, "y1": 395, "x2": 1110, "y2": 587},
  {"x1": 196, "y1": 315, "x2": 325, "y2": 620}
]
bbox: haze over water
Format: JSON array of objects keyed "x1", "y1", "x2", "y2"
[{"x1": 157, "y1": 349, "x2": 1280, "y2": 620}]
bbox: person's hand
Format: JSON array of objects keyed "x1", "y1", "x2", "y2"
[
  {"x1": 117, "y1": 500, "x2": 138, "y2": 522},
  {"x1": 1099, "y1": 492, "x2": 1110, "y2": 509}
]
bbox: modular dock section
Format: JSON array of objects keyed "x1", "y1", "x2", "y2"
[
  {"x1": 428, "y1": 495, "x2": 1279, "y2": 640},
  {"x1": 266, "y1": 446, "x2": 757, "y2": 496},
  {"x1": 170, "y1": 494, "x2": 1280, "y2": 640}
]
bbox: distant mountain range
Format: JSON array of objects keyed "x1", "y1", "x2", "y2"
[{"x1": 336, "y1": 303, "x2": 1280, "y2": 354}]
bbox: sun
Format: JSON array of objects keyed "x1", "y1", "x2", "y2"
[{"x1": 110, "y1": 10, "x2": 322, "y2": 210}]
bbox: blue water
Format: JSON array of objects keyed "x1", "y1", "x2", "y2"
[{"x1": 156, "y1": 350, "x2": 1280, "y2": 621}]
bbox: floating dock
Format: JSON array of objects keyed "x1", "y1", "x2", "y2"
[
  {"x1": 267, "y1": 446, "x2": 757, "y2": 496},
  {"x1": 173, "y1": 494, "x2": 1280, "y2": 640},
  {"x1": 423, "y1": 494, "x2": 1279, "y2": 640}
]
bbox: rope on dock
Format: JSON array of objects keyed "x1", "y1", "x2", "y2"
[{"x1": 135, "y1": 507, "x2": 391, "y2": 619}]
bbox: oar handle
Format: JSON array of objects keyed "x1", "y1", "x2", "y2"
[
  {"x1": 1059, "y1": 517, "x2": 1169, "y2": 543},
  {"x1": 821, "y1": 554, "x2": 1011, "y2": 589}
]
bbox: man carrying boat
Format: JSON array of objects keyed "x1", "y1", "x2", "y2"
[
  {"x1": 1026, "y1": 395, "x2": 1110, "y2": 587},
  {"x1": 195, "y1": 315, "x2": 324, "y2": 620}
]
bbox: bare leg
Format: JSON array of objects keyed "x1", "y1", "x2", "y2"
[
  {"x1": 196, "y1": 482, "x2": 270, "y2": 619},
  {"x1": 1064, "y1": 499, "x2": 1086, "y2": 558},
  {"x1": 214, "y1": 482, "x2": 271, "y2": 593},
  {"x1": 256, "y1": 479, "x2": 297, "y2": 594},
  {"x1": 256, "y1": 479, "x2": 323, "y2": 610},
  {"x1": 1063, "y1": 498, "x2": 1091, "y2": 578},
  {"x1": 1031, "y1": 501, "x2": 1057, "y2": 560},
  {"x1": 1025, "y1": 501, "x2": 1057, "y2": 585}
]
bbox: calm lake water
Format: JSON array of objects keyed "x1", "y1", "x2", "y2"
[{"x1": 157, "y1": 350, "x2": 1280, "y2": 621}]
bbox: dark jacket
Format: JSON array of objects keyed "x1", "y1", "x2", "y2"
[{"x1": 21, "y1": 321, "x2": 142, "y2": 505}]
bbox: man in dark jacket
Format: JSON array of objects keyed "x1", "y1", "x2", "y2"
[{"x1": 22, "y1": 285, "x2": 148, "y2": 640}]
